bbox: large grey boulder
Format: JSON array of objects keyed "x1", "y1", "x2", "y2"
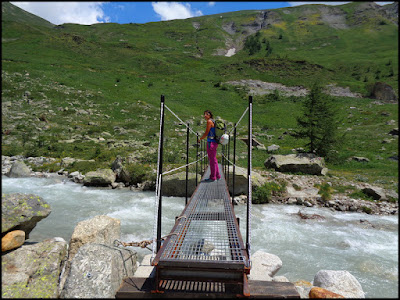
[
  {"x1": 264, "y1": 153, "x2": 328, "y2": 175},
  {"x1": 226, "y1": 166, "x2": 267, "y2": 195},
  {"x1": 370, "y1": 82, "x2": 398, "y2": 101},
  {"x1": 313, "y1": 270, "x2": 365, "y2": 298},
  {"x1": 68, "y1": 215, "x2": 121, "y2": 262},
  {"x1": 162, "y1": 172, "x2": 199, "y2": 197},
  {"x1": 2, "y1": 237, "x2": 68, "y2": 298},
  {"x1": 6, "y1": 160, "x2": 31, "y2": 177},
  {"x1": 61, "y1": 243, "x2": 137, "y2": 298},
  {"x1": 248, "y1": 250, "x2": 282, "y2": 281},
  {"x1": 83, "y1": 168, "x2": 116, "y2": 187},
  {"x1": 2, "y1": 193, "x2": 51, "y2": 239}
]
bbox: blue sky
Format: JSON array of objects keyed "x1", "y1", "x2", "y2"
[{"x1": 11, "y1": 1, "x2": 393, "y2": 25}]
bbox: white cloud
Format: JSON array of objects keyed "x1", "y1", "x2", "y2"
[
  {"x1": 208, "y1": 2, "x2": 216, "y2": 7},
  {"x1": 288, "y1": 1, "x2": 393, "y2": 6},
  {"x1": 151, "y1": 2, "x2": 203, "y2": 21},
  {"x1": 10, "y1": 2, "x2": 109, "y2": 25}
]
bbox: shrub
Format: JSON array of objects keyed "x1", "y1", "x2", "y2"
[
  {"x1": 314, "y1": 182, "x2": 334, "y2": 201},
  {"x1": 124, "y1": 163, "x2": 155, "y2": 185},
  {"x1": 252, "y1": 180, "x2": 287, "y2": 204}
]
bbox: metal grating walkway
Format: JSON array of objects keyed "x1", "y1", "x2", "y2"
[{"x1": 152, "y1": 164, "x2": 250, "y2": 294}]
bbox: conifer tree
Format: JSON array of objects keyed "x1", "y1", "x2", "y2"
[{"x1": 293, "y1": 83, "x2": 339, "y2": 158}]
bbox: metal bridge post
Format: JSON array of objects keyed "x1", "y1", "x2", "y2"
[
  {"x1": 185, "y1": 122, "x2": 189, "y2": 205},
  {"x1": 196, "y1": 135, "x2": 199, "y2": 185},
  {"x1": 157, "y1": 95, "x2": 165, "y2": 253},
  {"x1": 246, "y1": 96, "x2": 252, "y2": 258},
  {"x1": 227, "y1": 136, "x2": 230, "y2": 188},
  {"x1": 232, "y1": 123, "x2": 236, "y2": 206}
]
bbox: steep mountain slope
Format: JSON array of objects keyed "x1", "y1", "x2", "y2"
[{"x1": 1, "y1": 2, "x2": 398, "y2": 188}]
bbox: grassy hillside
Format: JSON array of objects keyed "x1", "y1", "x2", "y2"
[{"x1": 1, "y1": 2, "x2": 398, "y2": 191}]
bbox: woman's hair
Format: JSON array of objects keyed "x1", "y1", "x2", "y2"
[{"x1": 204, "y1": 110, "x2": 213, "y2": 118}]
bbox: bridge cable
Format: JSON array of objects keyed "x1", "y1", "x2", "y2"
[{"x1": 164, "y1": 104, "x2": 199, "y2": 136}]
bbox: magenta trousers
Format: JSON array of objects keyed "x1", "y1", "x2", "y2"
[{"x1": 207, "y1": 141, "x2": 220, "y2": 180}]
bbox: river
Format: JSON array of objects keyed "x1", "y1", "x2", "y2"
[{"x1": 2, "y1": 175, "x2": 398, "y2": 298}]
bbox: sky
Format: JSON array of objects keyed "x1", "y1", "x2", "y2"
[{"x1": 10, "y1": 1, "x2": 394, "y2": 25}]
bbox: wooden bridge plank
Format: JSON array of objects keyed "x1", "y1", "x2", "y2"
[{"x1": 116, "y1": 277, "x2": 300, "y2": 298}]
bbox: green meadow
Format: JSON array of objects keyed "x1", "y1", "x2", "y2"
[{"x1": 1, "y1": 2, "x2": 398, "y2": 191}]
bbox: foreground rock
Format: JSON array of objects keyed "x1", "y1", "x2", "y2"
[
  {"x1": 248, "y1": 250, "x2": 282, "y2": 281},
  {"x1": 2, "y1": 193, "x2": 51, "y2": 239},
  {"x1": 2, "y1": 237, "x2": 68, "y2": 298},
  {"x1": 265, "y1": 153, "x2": 328, "y2": 175},
  {"x1": 61, "y1": 243, "x2": 137, "y2": 298},
  {"x1": 1, "y1": 230, "x2": 25, "y2": 252},
  {"x1": 309, "y1": 287, "x2": 344, "y2": 298},
  {"x1": 83, "y1": 168, "x2": 116, "y2": 187},
  {"x1": 313, "y1": 270, "x2": 365, "y2": 298},
  {"x1": 68, "y1": 215, "x2": 121, "y2": 262}
]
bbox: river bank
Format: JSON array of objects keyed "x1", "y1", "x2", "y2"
[{"x1": 2, "y1": 155, "x2": 398, "y2": 216}]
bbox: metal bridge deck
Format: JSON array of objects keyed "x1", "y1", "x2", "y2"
[{"x1": 152, "y1": 164, "x2": 250, "y2": 294}]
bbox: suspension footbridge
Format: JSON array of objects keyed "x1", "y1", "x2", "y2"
[{"x1": 116, "y1": 95, "x2": 299, "y2": 298}]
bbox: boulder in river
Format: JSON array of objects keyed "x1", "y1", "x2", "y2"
[
  {"x1": 6, "y1": 160, "x2": 31, "y2": 177},
  {"x1": 83, "y1": 168, "x2": 116, "y2": 187},
  {"x1": 2, "y1": 193, "x2": 51, "y2": 239}
]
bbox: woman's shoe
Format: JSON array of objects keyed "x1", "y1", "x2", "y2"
[{"x1": 203, "y1": 178, "x2": 215, "y2": 182}]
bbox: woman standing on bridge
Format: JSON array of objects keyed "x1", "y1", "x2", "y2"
[{"x1": 199, "y1": 110, "x2": 221, "y2": 182}]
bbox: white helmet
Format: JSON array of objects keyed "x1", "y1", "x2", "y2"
[{"x1": 219, "y1": 133, "x2": 229, "y2": 145}]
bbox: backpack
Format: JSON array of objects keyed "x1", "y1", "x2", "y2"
[{"x1": 213, "y1": 119, "x2": 226, "y2": 143}]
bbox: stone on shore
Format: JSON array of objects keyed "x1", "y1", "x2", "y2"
[
  {"x1": 248, "y1": 250, "x2": 282, "y2": 281},
  {"x1": 68, "y1": 215, "x2": 121, "y2": 262},
  {"x1": 1, "y1": 230, "x2": 25, "y2": 252},
  {"x1": 6, "y1": 160, "x2": 31, "y2": 177},
  {"x1": 2, "y1": 193, "x2": 51, "y2": 239},
  {"x1": 61, "y1": 243, "x2": 137, "y2": 298},
  {"x1": 313, "y1": 270, "x2": 365, "y2": 298},
  {"x1": 83, "y1": 168, "x2": 116, "y2": 187},
  {"x1": 226, "y1": 166, "x2": 267, "y2": 195},
  {"x1": 2, "y1": 237, "x2": 68, "y2": 298},
  {"x1": 162, "y1": 172, "x2": 199, "y2": 197},
  {"x1": 264, "y1": 153, "x2": 328, "y2": 176},
  {"x1": 309, "y1": 286, "x2": 345, "y2": 298}
]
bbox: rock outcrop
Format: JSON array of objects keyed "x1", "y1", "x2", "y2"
[
  {"x1": 2, "y1": 237, "x2": 68, "y2": 298},
  {"x1": 2, "y1": 193, "x2": 51, "y2": 239},
  {"x1": 264, "y1": 153, "x2": 328, "y2": 175},
  {"x1": 61, "y1": 243, "x2": 137, "y2": 298}
]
